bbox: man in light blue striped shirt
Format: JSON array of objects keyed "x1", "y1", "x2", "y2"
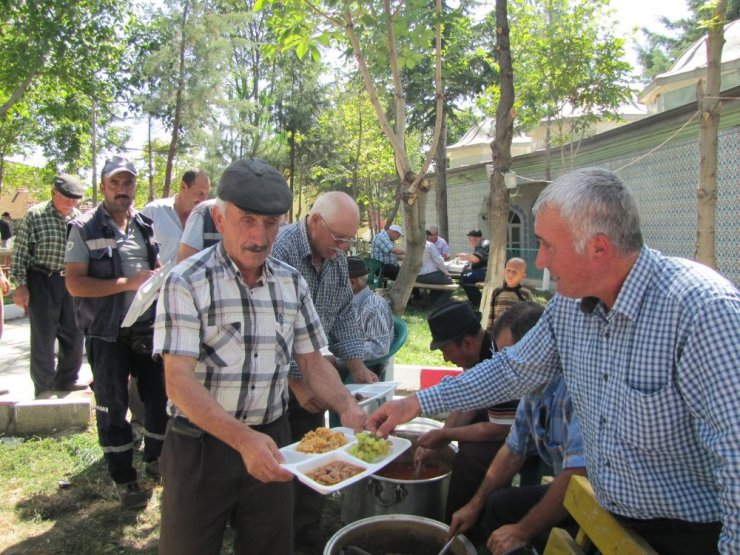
[{"x1": 370, "y1": 167, "x2": 740, "y2": 554}]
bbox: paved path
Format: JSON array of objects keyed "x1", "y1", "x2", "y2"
[
  {"x1": 1, "y1": 304, "x2": 424, "y2": 403},
  {"x1": 0, "y1": 307, "x2": 93, "y2": 403}
]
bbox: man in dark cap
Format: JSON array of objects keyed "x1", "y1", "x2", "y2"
[
  {"x1": 11, "y1": 174, "x2": 87, "y2": 398},
  {"x1": 153, "y1": 158, "x2": 365, "y2": 555},
  {"x1": 346, "y1": 256, "x2": 393, "y2": 364},
  {"x1": 0, "y1": 211, "x2": 12, "y2": 247},
  {"x1": 414, "y1": 300, "x2": 521, "y2": 527},
  {"x1": 65, "y1": 155, "x2": 168, "y2": 509},
  {"x1": 457, "y1": 229, "x2": 490, "y2": 308},
  {"x1": 271, "y1": 190, "x2": 378, "y2": 552}
]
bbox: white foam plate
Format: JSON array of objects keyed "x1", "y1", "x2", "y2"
[
  {"x1": 346, "y1": 381, "x2": 400, "y2": 408},
  {"x1": 280, "y1": 427, "x2": 411, "y2": 495},
  {"x1": 121, "y1": 261, "x2": 171, "y2": 328}
]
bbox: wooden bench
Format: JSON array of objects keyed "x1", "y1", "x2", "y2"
[
  {"x1": 544, "y1": 475, "x2": 657, "y2": 555},
  {"x1": 412, "y1": 282, "x2": 459, "y2": 292}
]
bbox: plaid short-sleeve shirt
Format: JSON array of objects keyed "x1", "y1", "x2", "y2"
[{"x1": 154, "y1": 244, "x2": 327, "y2": 425}]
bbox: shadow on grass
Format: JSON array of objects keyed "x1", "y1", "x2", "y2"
[{"x1": 4, "y1": 453, "x2": 160, "y2": 555}]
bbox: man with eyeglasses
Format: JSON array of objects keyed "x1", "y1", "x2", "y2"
[{"x1": 271, "y1": 190, "x2": 378, "y2": 552}]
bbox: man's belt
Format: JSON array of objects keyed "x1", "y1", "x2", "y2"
[{"x1": 29, "y1": 265, "x2": 65, "y2": 277}]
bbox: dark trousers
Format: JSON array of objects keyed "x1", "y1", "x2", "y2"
[
  {"x1": 483, "y1": 483, "x2": 577, "y2": 554},
  {"x1": 288, "y1": 393, "x2": 326, "y2": 547},
  {"x1": 159, "y1": 415, "x2": 293, "y2": 555},
  {"x1": 446, "y1": 440, "x2": 506, "y2": 539},
  {"x1": 614, "y1": 515, "x2": 721, "y2": 554},
  {"x1": 461, "y1": 268, "x2": 487, "y2": 307},
  {"x1": 86, "y1": 335, "x2": 167, "y2": 484},
  {"x1": 416, "y1": 270, "x2": 454, "y2": 308},
  {"x1": 27, "y1": 270, "x2": 83, "y2": 395},
  {"x1": 382, "y1": 263, "x2": 400, "y2": 281}
]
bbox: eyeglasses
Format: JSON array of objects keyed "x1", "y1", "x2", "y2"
[{"x1": 320, "y1": 216, "x2": 355, "y2": 245}]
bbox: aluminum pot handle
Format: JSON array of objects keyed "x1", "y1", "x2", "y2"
[{"x1": 369, "y1": 478, "x2": 408, "y2": 507}]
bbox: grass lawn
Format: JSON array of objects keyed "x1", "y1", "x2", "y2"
[
  {"x1": 0, "y1": 429, "x2": 163, "y2": 554},
  {"x1": 394, "y1": 289, "x2": 551, "y2": 367}
]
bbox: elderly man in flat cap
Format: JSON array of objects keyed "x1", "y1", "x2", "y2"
[
  {"x1": 11, "y1": 174, "x2": 87, "y2": 398},
  {"x1": 65, "y1": 156, "x2": 168, "y2": 509},
  {"x1": 153, "y1": 158, "x2": 366, "y2": 555}
]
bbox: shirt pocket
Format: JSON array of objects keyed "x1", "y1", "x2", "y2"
[
  {"x1": 274, "y1": 321, "x2": 293, "y2": 369},
  {"x1": 201, "y1": 322, "x2": 244, "y2": 369},
  {"x1": 87, "y1": 247, "x2": 115, "y2": 279},
  {"x1": 617, "y1": 381, "x2": 693, "y2": 452}
]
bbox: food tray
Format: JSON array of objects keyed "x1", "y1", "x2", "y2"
[
  {"x1": 347, "y1": 381, "x2": 400, "y2": 408},
  {"x1": 280, "y1": 427, "x2": 411, "y2": 494}
]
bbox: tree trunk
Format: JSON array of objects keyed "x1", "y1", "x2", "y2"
[
  {"x1": 163, "y1": 1, "x2": 190, "y2": 198},
  {"x1": 481, "y1": 0, "x2": 515, "y2": 323},
  {"x1": 91, "y1": 100, "x2": 98, "y2": 206},
  {"x1": 289, "y1": 128, "x2": 296, "y2": 223},
  {"x1": 148, "y1": 115, "x2": 155, "y2": 202},
  {"x1": 695, "y1": 1, "x2": 725, "y2": 270},
  {"x1": 435, "y1": 110, "x2": 449, "y2": 240}
]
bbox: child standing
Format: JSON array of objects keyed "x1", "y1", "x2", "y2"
[{"x1": 485, "y1": 257, "x2": 533, "y2": 332}]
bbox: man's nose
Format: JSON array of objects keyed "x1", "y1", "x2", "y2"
[{"x1": 535, "y1": 247, "x2": 546, "y2": 270}]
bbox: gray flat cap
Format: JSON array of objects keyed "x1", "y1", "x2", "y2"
[
  {"x1": 53, "y1": 174, "x2": 87, "y2": 199},
  {"x1": 217, "y1": 158, "x2": 292, "y2": 215}
]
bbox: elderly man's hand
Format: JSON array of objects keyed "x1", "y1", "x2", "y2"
[
  {"x1": 237, "y1": 428, "x2": 294, "y2": 483},
  {"x1": 340, "y1": 404, "x2": 367, "y2": 433},
  {"x1": 350, "y1": 364, "x2": 379, "y2": 384}
]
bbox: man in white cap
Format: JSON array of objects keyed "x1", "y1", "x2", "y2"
[
  {"x1": 371, "y1": 223, "x2": 405, "y2": 280},
  {"x1": 65, "y1": 155, "x2": 168, "y2": 509},
  {"x1": 153, "y1": 158, "x2": 365, "y2": 555}
]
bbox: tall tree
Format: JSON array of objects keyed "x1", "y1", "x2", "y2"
[
  {"x1": 480, "y1": 0, "x2": 515, "y2": 320},
  {"x1": 480, "y1": 0, "x2": 632, "y2": 180},
  {"x1": 404, "y1": 1, "x2": 497, "y2": 241},
  {"x1": 636, "y1": 0, "x2": 739, "y2": 81},
  {"x1": 695, "y1": 0, "x2": 728, "y2": 269},
  {"x1": 260, "y1": 0, "x2": 446, "y2": 312},
  {"x1": 133, "y1": 0, "x2": 228, "y2": 196}
]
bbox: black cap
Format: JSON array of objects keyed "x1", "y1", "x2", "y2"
[
  {"x1": 217, "y1": 158, "x2": 292, "y2": 215},
  {"x1": 428, "y1": 301, "x2": 481, "y2": 350},
  {"x1": 53, "y1": 174, "x2": 87, "y2": 199},
  {"x1": 102, "y1": 156, "x2": 137, "y2": 178},
  {"x1": 347, "y1": 257, "x2": 368, "y2": 278},
  {"x1": 467, "y1": 229, "x2": 483, "y2": 237}
]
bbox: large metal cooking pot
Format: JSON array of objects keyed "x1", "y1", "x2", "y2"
[
  {"x1": 339, "y1": 418, "x2": 456, "y2": 523},
  {"x1": 324, "y1": 514, "x2": 476, "y2": 555}
]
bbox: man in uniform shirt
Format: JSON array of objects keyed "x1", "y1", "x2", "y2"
[
  {"x1": 457, "y1": 229, "x2": 490, "y2": 308},
  {"x1": 141, "y1": 168, "x2": 210, "y2": 265},
  {"x1": 11, "y1": 174, "x2": 86, "y2": 398},
  {"x1": 370, "y1": 167, "x2": 740, "y2": 554},
  {"x1": 65, "y1": 156, "x2": 168, "y2": 509},
  {"x1": 153, "y1": 158, "x2": 365, "y2": 555}
]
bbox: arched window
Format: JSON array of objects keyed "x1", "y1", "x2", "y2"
[{"x1": 508, "y1": 210, "x2": 522, "y2": 256}]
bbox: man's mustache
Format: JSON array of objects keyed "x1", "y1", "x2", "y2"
[
  {"x1": 242, "y1": 244, "x2": 268, "y2": 253},
  {"x1": 115, "y1": 194, "x2": 130, "y2": 201}
]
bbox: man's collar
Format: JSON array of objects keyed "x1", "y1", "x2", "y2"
[{"x1": 579, "y1": 247, "x2": 651, "y2": 321}]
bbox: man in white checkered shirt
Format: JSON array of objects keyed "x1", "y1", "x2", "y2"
[
  {"x1": 153, "y1": 159, "x2": 365, "y2": 555},
  {"x1": 370, "y1": 167, "x2": 740, "y2": 554}
]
